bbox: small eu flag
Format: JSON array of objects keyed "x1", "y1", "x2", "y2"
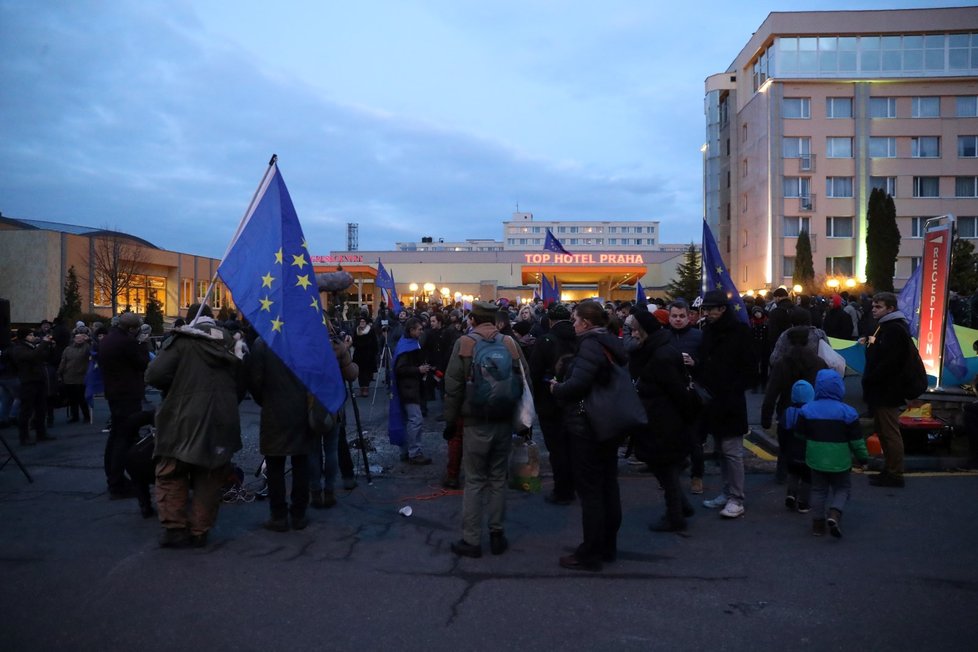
[
  {"x1": 217, "y1": 160, "x2": 346, "y2": 412},
  {"x1": 544, "y1": 229, "x2": 571, "y2": 256},
  {"x1": 376, "y1": 260, "x2": 401, "y2": 315}
]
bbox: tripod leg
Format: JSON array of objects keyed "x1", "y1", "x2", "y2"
[
  {"x1": 0, "y1": 432, "x2": 33, "y2": 483},
  {"x1": 348, "y1": 382, "x2": 372, "y2": 483}
]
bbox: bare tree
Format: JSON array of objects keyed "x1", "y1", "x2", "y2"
[{"x1": 87, "y1": 229, "x2": 149, "y2": 315}]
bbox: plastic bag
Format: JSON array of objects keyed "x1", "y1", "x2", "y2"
[{"x1": 508, "y1": 436, "x2": 541, "y2": 493}]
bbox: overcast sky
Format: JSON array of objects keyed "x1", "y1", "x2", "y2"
[{"x1": 0, "y1": 1, "x2": 966, "y2": 258}]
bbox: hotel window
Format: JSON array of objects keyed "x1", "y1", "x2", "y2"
[
  {"x1": 567, "y1": 239, "x2": 577, "y2": 245},
  {"x1": 507, "y1": 238, "x2": 515, "y2": 245},
  {"x1": 956, "y1": 177, "x2": 978, "y2": 198},
  {"x1": 910, "y1": 257, "x2": 922, "y2": 273},
  {"x1": 950, "y1": 34, "x2": 974, "y2": 70},
  {"x1": 180, "y1": 278, "x2": 193, "y2": 309},
  {"x1": 912, "y1": 96, "x2": 940, "y2": 118},
  {"x1": 783, "y1": 216, "x2": 811, "y2": 237},
  {"x1": 911, "y1": 136, "x2": 940, "y2": 158},
  {"x1": 826, "y1": 137, "x2": 853, "y2": 158},
  {"x1": 959, "y1": 136, "x2": 978, "y2": 158},
  {"x1": 959, "y1": 217, "x2": 978, "y2": 238},
  {"x1": 609, "y1": 238, "x2": 617, "y2": 245},
  {"x1": 783, "y1": 256, "x2": 796, "y2": 277},
  {"x1": 783, "y1": 97, "x2": 810, "y2": 119},
  {"x1": 647, "y1": 238, "x2": 655, "y2": 246},
  {"x1": 910, "y1": 217, "x2": 930, "y2": 238},
  {"x1": 913, "y1": 176, "x2": 940, "y2": 198},
  {"x1": 783, "y1": 137, "x2": 811, "y2": 159},
  {"x1": 518, "y1": 238, "x2": 527, "y2": 245},
  {"x1": 869, "y1": 97, "x2": 897, "y2": 118},
  {"x1": 826, "y1": 177, "x2": 853, "y2": 198},
  {"x1": 957, "y1": 96, "x2": 978, "y2": 117},
  {"x1": 826, "y1": 97, "x2": 852, "y2": 119},
  {"x1": 569, "y1": 226, "x2": 579, "y2": 233},
  {"x1": 783, "y1": 177, "x2": 811, "y2": 198},
  {"x1": 871, "y1": 176, "x2": 897, "y2": 196},
  {"x1": 869, "y1": 137, "x2": 896, "y2": 158},
  {"x1": 826, "y1": 216, "x2": 854, "y2": 238},
  {"x1": 557, "y1": 226, "x2": 567, "y2": 233},
  {"x1": 825, "y1": 256, "x2": 854, "y2": 276},
  {"x1": 608, "y1": 226, "x2": 617, "y2": 233}
]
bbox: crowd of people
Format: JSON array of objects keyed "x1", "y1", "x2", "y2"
[{"x1": 0, "y1": 285, "x2": 951, "y2": 566}]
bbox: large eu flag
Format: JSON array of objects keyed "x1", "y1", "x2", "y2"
[
  {"x1": 635, "y1": 281, "x2": 648, "y2": 307},
  {"x1": 218, "y1": 161, "x2": 346, "y2": 412},
  {"x1": 544, "y1": 228, "x2": 571, "y2": 256},
  {"x1": 702, "y1": 220, "x2": 749, "y2": 323}
]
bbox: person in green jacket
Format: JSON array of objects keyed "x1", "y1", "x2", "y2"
[{"x1": 794, "y1": 369, "x2": 869, "y2": 539}]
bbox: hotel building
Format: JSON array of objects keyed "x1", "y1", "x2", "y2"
[{"x1": 704, "y1": 7, "x2": 978, "y2": 293}]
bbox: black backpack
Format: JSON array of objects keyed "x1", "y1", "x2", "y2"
[{"x1": 901, "y1": 346, "x2": 929, "y2": 400}]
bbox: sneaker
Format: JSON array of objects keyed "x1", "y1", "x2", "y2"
[
  {"x1": 784, "y1": 493, "x2": 797, "y2": 511},
  {"x1": 626, "y1": 454, "x2": 645, "y2": 466},
  {"x1": 702, "y1": 494, "x2": 728, "y2": 509},
  {"x1": 690, "y1": 477, "x2": 704, "y2": 495},
  {"x1": 719, "y1": 500, "x2": 745, "y2": 518},
  {"x1": 451, "y1": 539, "x2": 482, "y2": 558},
  {"x1": 827, "y1": 509, "x2": 842, "y2": 538},
  {"x1": 796, "y1": 501, "x2": 811, "y2": 514},
  {"x1": 490, "y1": 531, "x2": 508, "y2": 555}
]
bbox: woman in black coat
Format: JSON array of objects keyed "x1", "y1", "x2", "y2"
[
  {"x1": 550, "y1": 301, "x2": 627, "y2": 572},
  {"x1": 629, "y1": 309, "x2": 696, "y2": 532},
  {"x1": 352, "y1": 317, "x2": 378, "y2": 396}
]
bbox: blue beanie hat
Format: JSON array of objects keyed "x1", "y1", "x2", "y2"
[{"x1": 790, "y1": 379, "x2": 815, "y2": 404}]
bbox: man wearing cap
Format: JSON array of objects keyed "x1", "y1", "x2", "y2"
[
  {"x1": 768, "y1": 287, "x2": 801, "y2": 346},
  {"x1": 98, "y1": 312, "x2": 150, "y2": 498},
  {"x1": 444, "y1": 300, "x2": 528, "y2": 557},
  {"x1": 8, "y1": 327, "x2": 56, "y2": 445},
  {"x1": 697, "y1": 290, "x2": 756, "y2": 518}
]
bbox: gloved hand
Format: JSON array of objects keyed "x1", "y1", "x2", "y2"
[{"x1": 442, "y1": 424, "x2": 457, "y2": 441}]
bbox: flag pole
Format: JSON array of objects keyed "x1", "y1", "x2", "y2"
[{"x1": 195, "y1": 154, "x2": 278, "y2": 324}]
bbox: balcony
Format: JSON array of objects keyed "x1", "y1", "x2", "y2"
[
  {"x1": 799, "y1": 154, "x2": 815, "y2": 172},
  {"x1": 799, "y1": 193, "x2": 816, "y2": 212}
]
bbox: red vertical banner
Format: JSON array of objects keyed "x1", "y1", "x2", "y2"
[{"x1": 917, "y1": 222, "x2": 952, "y2": 379}]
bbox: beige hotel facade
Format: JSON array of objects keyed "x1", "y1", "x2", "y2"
[{"x1": 704, "y1": 7, "x2": 978, "y2": 294}]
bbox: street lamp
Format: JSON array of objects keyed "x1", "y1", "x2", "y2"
[
  {"x1": 792, "y1": 284, "x2": 803, "y2": 294},
  {"x1": 845, "y1": 278, "x2": 857, "y2": 288},
  {"x1": 408, "y1": 283, "x2": 419, "y2": 308},
  {"x1": 826, "y1": 278, "x2": 840, "y2": 289},
  {"x1": 423, "y1": 282, "x2": 435, "y2": 301}
]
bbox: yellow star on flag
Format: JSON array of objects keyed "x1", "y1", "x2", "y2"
[
  {"x1": 260, "y1": 296, "x2": 274, "y2": 312},
  {"x1": 291, "y1": 253, "x2": 308, "y2": 269},
  {"x1": 295, "y1": 274, "x2": 312, "y2": 290},
  {"x1": 261, "y1": 272, "x2": 275, "y2": 288},
  {"x1": 301, "y1": 239, "x2": 308, "y2": 249},
  {"x1": 715, "y1": 266, "x2": 724, "y2": 274},
  {"x1": 274, "y1": 248, "x2": 283, "y2": 264},
  {"x1": 310, "y1": 296, "x2": 319, "y2": 310},
  {"x1": 271, "y1": 315, "x2": 284, "y2": 332}
]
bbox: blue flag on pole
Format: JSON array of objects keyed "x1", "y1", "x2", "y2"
[
  {"x1": 541, "y1": 274, "x2": 554, "y2": 306},
  {"x1": 217, "y1": 161, "x2": 346, "y2": 413},
  {"x1": 544, "y1": 229, "x2": 571, "y2": 256},
  {"x1": 701, "y1": 220, "x2": 749, "y2": 323},
  {"x1": 635, "y1": 281, "x2": 648, "y2": 307},
  {"x1": 376, "y1": 260, "x2": 401, "y2": 316},
  {"x1": 898, "y1": 262, "x2": 967, "y2": 382}
]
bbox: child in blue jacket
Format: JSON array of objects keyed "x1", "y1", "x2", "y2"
[{"x1": 793, "y1": 369, "x2": 870, "y2": 538}]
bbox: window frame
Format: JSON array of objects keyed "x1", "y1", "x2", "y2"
[
  {"x1": 911, "y1": 136, "x2": 941, "y2": 158},
  {"x1": 825, "y1": 216, "x2": 854, "y2": 238},
  {"x1": 912, "y1": 96, "x2": 941, "y2": 118},
  {"x1": 869, "y1": 97, "x2": 897, "y2": 118},
  {"x1": 913, "y1": 176, "x2": 940, "y2": 198},
  {"x1": 825, "y1": 177, "x2": 854, "y2": 198},
  {"x1": 783, "y1": 97, "x2": 811, "y2": 119},
  {"x1": 826, "y1": 97, "x2": 853, "y2": 119},
  {"x1": 826, "y1": 137, "x2": 854, "y2": 158}
]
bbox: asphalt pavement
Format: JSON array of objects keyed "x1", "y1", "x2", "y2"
[{"x1": 2, "y1": 385, "x2": 978, "y2": 651}]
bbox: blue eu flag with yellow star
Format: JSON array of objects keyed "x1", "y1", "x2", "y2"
[
  {"x1": 702, "y1": 220, "x2": 749, "y2": 324},
  {"x1": 218, "y1": 161, "x2": 346, "y2": 412}
]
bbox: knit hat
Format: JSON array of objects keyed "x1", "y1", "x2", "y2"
[
  {"x1": 630, "y1": 306, "x2": 659, "y2": 334},
  {"x1": 547, "y1": 303, "x2": 571, "y2": 321},
  {"x1": 653, "y1": 309, "x2": 670, "y2": 326},
  {"x1": 118, "y1": 313, "x2": 142, "y2": 330},
  {"x1": 700, "y1": 290, "x2": 729, "y2": 308},
  {"x1": 790, "y1": 379, "x2": 815, "y2": 405},
  {"x1": 470, "y1": 301, "x2": 498, "y2": 321},
  {"x1": 832, "y1": 293, "x2": 843, "y2": 309},
  {"x1": 773, "y1": 287, "x2": 790, "y2": 299}
]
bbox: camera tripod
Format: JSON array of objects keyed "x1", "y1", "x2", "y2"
[
  {"x1": 0, "y1": 431, "x2": 33, "y2": 483},
  {"x1": 371, "y1": 338, "x2": 393, "y2": 406}
]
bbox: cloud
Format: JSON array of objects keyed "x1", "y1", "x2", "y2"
[{"x1": 0, "y1": 1, "x2": 700, "y2": 259}]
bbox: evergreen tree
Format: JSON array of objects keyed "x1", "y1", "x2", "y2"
[
  {"x1": 58, "y1": 265, "x2": 82, "y2": 322},
  {"x1": 665, "y1": 243, "x2": 702, "y2": 302},
  {"x1": 793, "y1": 230, "x2": 815, "y2": 293},
  {"x1": 144, "y1": 297, "x2": 164, "y2": 335},
  {"x1": 865, "y1": 188, "x2": 900, "y2": 292},
  {"x1": 950, "y1": 238, "x2": 978, "y2": 295}
]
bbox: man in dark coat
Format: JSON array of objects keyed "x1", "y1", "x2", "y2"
[
  {"x1": 98, "y1": 313, "x2": 150, "y2": 497},
  {"x1": 767, "y1": 287, "x2": 801, "y2": 345},
  {"x1": 861, "y1": 292, "x2": 913, "y2": 488},
  {"x1": 698, "y1": 290, "x2": 756, "y2": 519},
  {"x1": 249, "y1": 337, "x2": 320, "y2": 531},
  {"x1": 145, "y1": 304, "x2": 243, "y2": 548},
  {"x1": 8, "y1": 327, "x2": 55, "y2": 445},
  {"x1": 528, "y1": 303, "x2": 578, "y2": 505}
]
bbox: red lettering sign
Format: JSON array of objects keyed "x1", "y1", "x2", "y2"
[{"x1": 918, "y1": 223, "x2": 952, "y2": 379}]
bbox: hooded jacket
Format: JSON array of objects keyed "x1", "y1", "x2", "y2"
[
  {"x1": 248, "y1": 337, "x2": 317, "y2": 457},
  {"x1": 699, "y1": 308, "x2": 756, "y2": 438},
  {"x1": 145, "y1": 319, "x2": 243, "y2": 469},
  {"x1": 632, "y1": 328, "x2": 693, "y2": 467},
  {"x1": 795, "y1": 369, "x2": 868, "y2": 473},
  {"x1": 761, "y1": 326, "x2": 828, "y2": 428}
]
